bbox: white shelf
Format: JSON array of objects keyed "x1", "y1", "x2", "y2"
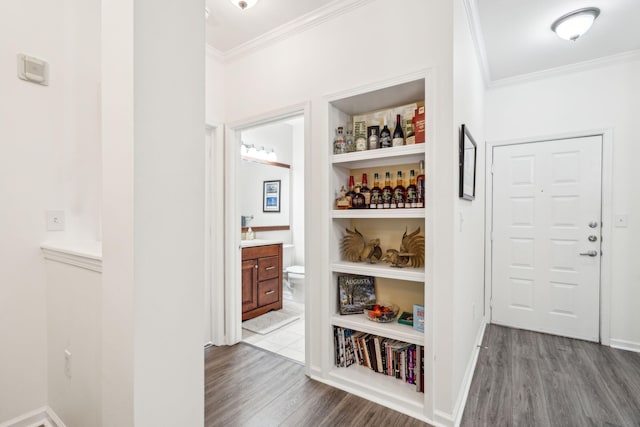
[
  {"x1": 331, "y1": 261, "x2": 424, "y2": 282},
  {"x1": 332, "y1": 208, "x2": 425, "y2": 219},
  {"x1": 328, "y1": 364, "x2": 424, "y2": 410},
  {"x1": 332, "y1": 313, "x2": 424, "y2": 345},
  {"x1": 331, "y1": 144, "x2": 425, "y2": 169}
]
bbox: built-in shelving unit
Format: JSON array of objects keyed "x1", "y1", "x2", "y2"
[{"x1": 320, "y1": 73, "x2": 433, "y2": 423}]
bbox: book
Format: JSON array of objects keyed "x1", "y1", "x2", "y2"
[
  {"x1": 413, "y1": 304, "x2": 425, "y2": 332},
  {"x1": 338, "y1": 275, "x2": 376, "y2": 315},
  {"x1": 397, "y1": 311, "x2": 414, "y2": 326}
]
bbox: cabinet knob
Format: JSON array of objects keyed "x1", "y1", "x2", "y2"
[{"x1": 254, "y1": 265, "x2": 258, "y2": 269}]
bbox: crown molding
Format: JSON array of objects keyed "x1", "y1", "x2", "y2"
[
  {"x1": 205, "y1": 44, "x2": 224, "y2": 62},
  {"x1": 462, "y1": 0, "x2": 492, "y2": 86},
  {"x1": 221, "y1": 0, "x2": 374, "y2": 63},
  {"x1": 41, "y1": 241, "x2": 102, "y2": 273},
  {"x1": 489, "y1": 49, "x2": 640, "y2": 88}
]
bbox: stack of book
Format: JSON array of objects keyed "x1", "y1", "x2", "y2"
[{"x1": 334, "y1": 327, "x2": 425, "y2": 393}]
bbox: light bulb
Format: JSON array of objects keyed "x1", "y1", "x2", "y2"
[
  {"x1": 247, "y1": 145, "x2": 258, "y2": 158},
  {"x1": 267, "y1": 149, "x2": 277, "y2": 162},
  {"x1": 240, "y1": 144, "x2": 248, "y2": 156}
]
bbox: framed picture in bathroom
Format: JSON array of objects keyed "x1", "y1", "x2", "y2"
[{"x1": 263, "y1": 180, "x2": 281, "y2": 212}]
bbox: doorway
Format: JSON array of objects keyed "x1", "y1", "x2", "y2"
[{"x1": 489, "y1": 135, "x2": 605, "y2": 342}]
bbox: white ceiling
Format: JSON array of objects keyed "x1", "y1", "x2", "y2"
[
  {"x1": 206, "y1": 0, "x2": 640, "y2": 82},
  {"x1": 476, "y1": 0, "x2": 640, "y2": 81},
  {"x1": 205, "y1": 0, "x2": 328, "y2": 52}
]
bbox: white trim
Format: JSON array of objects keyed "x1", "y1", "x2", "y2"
[
  {"x1": 0, "y1": 406, "x2": 66, "y2": 427},
  {"x1": 205, "y1": 45, "x2": 224, "y2": 62},
  {"x1": 461, "y1": 0, "x2": 492, "y2": 86},
  {"x1": 485, "y1": 129, "x2": 614, "y2": 345},
  {"x1": 432, "y1": 410, "x2": 454, "y2": 426},
  {"x1": 489, "y1": 49, "x2": 640, "y2": 88},
  {"x1": 610, "y1": 339, "x2": 640, "y2": 353},
  {"x1": 222, "y1": 0, "x2": 373, "y2": 63},
  {"x1": 453, "y1": 320, "x2": 487, "y2": 427},
  {"x1": 40, "y1": 241, "x2": 102, "y2": 273}
]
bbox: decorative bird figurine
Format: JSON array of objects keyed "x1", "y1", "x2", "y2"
[
  {"x1": 381, "y1": 227, "x2": 425, "y2": 268},
  {"x1": 341, "y1": 228, "x2": 382, "y2": 263}
]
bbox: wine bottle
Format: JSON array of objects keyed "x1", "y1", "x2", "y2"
[
  {"x1": 406, "y1": 119, "x2": 416, "y2": 145},
  {"x1": 416, "y1": 160, "x2": 425, "y2": 208},
  {"x1": 381, "y1": 172, "x2": 393, "y2": 209},
  {"x1": 392, "y1": 114, "x2": 404, "y2": 147},
  {"x1": 370, "y1": 173, "x2": 382, "y2": 209},
  {"x1": 360, "y1": 173, "x2": 371, "y2": 208},
  {"x1": 406, "y1": 170, "x2": 417, "y2": 208},
  {"x1": 345, "y1": 176, "x2": 356, "y2": 208},
  {"x1": 392, "y1": 171, "x2": 406, "y2": 208},
  {"x1": 379, "y1": 117, "x2": 392, "y2": 149}
]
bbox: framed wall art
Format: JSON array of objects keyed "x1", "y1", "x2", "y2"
[
  {"x1": 263, "y1": 180, "x2": 281, "y2": 212},
  {"x1": 459, "y1": 124, "x2": 477, "y2": 201}
]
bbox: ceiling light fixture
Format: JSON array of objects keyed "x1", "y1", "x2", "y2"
[
  {"x1": 230, "y1": 0, "x2": 259, "y2": 10},
  {"x1": 551, "y1": 7, "x2": 600, "y2": 41}
]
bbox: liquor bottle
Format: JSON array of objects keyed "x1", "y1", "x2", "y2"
[
  {"x1": 345, "y1": 176, "x2": 356, "y2": 208},
  {"x1": 405, "y1": 170, "x2": 417, "y2": 208},
  {"x1": 405, "y1": 120, "x2": 416, "y2": 145},
  {"x1": 355, "y1": 133, "x2": 367, "y2": 152},
  {"x1": 416, "y1": 160, "x2": 425, "y2": 208},
  {"x1": 333, "y1": 126, "x2": 346, "y2": 154},
  {"x1": 345, "y1": 128, "x2": 355, "y2": 153},
  {"x1": 392, "y1": 171, "x2": 406, "y2": 208},
  {"x1": 370, "y1": 173, "x2": 382, "y2": 209},
  {"x1": 379, "y1": 117, "x2": 392, "y2": 149},
  {"x1": 392, "y1": 114, "x2": 404, "y2": 147},
  {"x1": 367, "y1": 126, "x2": 379, "y2": 150},
  {"x1": 381, "y1": 172, "x2": 393, "y2": 209},
  {"x1": 360, "y1": 173, "x2": 371, "y2": 208},
  {"x1": 352, "y1": 185, "x2": 366, "y2": 209}
]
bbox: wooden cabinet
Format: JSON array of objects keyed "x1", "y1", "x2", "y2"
[{"x1": 241, "y1": 244, "x2": 282, "y2": 321}]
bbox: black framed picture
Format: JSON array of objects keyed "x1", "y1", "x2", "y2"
[
  {"x1": 263, "y1": 180, "x2": 281, "y2": 212},
  {"x1": 459, "y1": 124, "x2": 477, "y2": 201}
]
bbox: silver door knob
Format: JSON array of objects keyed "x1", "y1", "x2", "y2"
[
  {"x1": 579, "y1": 250, "x2": 598, "y2": 257},
  {"x1": 588, "y1": 235, "x2": 598, "y2": 242},
  {"x1": 588, "y1": 221, "x2": 598, "y2": 228}
]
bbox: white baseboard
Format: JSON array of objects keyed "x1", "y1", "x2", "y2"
[
  {"x1": 0, "y1": 407, "x2": 66, "y2": 427},
  {"x1": 610, "y1": 338, "x2": 640, "y2": 353},
  {"x1": 453, "y1": 319, "x2": 487, "y2": 427}
]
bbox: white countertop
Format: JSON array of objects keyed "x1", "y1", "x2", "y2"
[{"x1": 240, "y1": 239, "x2": 283, "y2": 248}]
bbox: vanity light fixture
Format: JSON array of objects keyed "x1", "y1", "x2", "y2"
[
  {"x1": 230, "y1": 0, "x2": 259, "y2": 10},
  {"x1": 266, "y1": 149, "x2": 277, "y2": 162},
  {"x1": 551, "y1": 7, "x2": 600, "y2": 41}
]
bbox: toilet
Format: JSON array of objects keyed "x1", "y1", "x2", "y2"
[{"x1": 283, "y1": 244, "x2": 305, "y2": 303}]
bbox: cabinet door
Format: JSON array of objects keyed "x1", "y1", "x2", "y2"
[
  {"x1": 242, "y1": 259, "x2": 258, "y2": 313},
  {"x1": 258, "y1": 255, "x2": 280, "y2": 281}
]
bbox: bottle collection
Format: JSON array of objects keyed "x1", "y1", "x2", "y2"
[{"x1": 337, "y1": 161, "x2": 425, "y2": 210}]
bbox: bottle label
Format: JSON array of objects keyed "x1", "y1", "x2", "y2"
[
  {"x1": 392, "y1": 137, "x2": 404, "y2": 147},
  {"x1": 379, "y1": 135, "x2": 392, "y2": 148},
  {"x1": 363, "y1": 192, "x2": 371, "y2": 205},
  {"x1": 381, "y1": 189, "x2": 392, "y2": 208},
  {"x1": 406, "y1": 188, "x2": 417, "y2": 208},
  {"x1": 406, "y1": 135, "x2": 416, "y2": 145},
  {"x1": 356, "y1": 137, "x2": 367, "y2": 151},
  {"x1": 393, "y1": 189, "x2": 405, "y2": 208},
  {"x1": 368, "y1": 136, "x2": 379, "y2": 150}
]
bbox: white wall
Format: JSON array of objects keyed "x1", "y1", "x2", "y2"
[
  {"x1": 291, "y1": 119, "x2": 305, "y2": 265},
  {"x1": 223, "y1": 0, "x2": 456, "y2": 419},
  {"x1": 102, "y1": 0, "x2": 205, "y2": 426},
  {"x1": 206, "y1": 48, "x2": 225, "y2": 125},
  {"x1": 451, "y1": 0, "x2": 487, "y2": 417},
  {"x1": 486, "y1": 57, "x2": 640, "y2": 346}
]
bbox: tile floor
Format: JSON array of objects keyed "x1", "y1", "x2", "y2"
[{"x1": 242, "y1": 300, "x2": 305, "y2": 364}]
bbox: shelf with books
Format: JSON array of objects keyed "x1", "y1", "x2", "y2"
[
  {"x1": 331, "y1": 313, "x2": 424, "y2": 345},
  {"x1": 331, "y1": 261, "x2": 424, "y2": 282},
  {"x1": 331, "y1": 208, "x2": 425, "y2": 219},
  {"x1": 331, "y1": 144, "x2": 425, "y2": 169}
]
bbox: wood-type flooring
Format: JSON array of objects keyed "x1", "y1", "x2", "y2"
[{"x1": 461, "y1": 324, "x2": 640, "y2": 427}]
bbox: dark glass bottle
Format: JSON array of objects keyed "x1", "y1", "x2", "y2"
[
  {"x1": 392, "y1": 171, "x2": 406, "y2": 208},
  {"x1": 370, "y1": 173, "x2": 382, "y2": 209},
  {"x1": 381, "y1": 172, "x2": 393, "y2": 209},
  {"x1": 345, "y1": 175, "x2": 356, "y2": 208},
  {"x1": 406, "y1": 169, "x2": 417, "y2": 208},
  {"x1": 406, "y1": 119, "x2": 416, "y2": 145},
  {"x1": 352, "y1": 186, "x2": 366, "y2": 209},
  {"x1": 416, "y1": 160, "x2": 425, "y2": 208},
  {"x1": 392, "y1": 114, "x2": 404, "y2": 147},
  {"x1": 379, "y1": 118, "x2": 392, "y2": 149},
  {"x1": 360, "y1": 173, "x2": 371, "y2": 208}
]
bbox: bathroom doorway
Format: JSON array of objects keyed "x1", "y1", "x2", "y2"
[{"x1": 224, "y1": 108, "x2": 307, "y2": 364}]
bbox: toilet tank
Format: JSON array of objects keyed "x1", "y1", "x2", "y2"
[{"x1": 283, "y1": 244, "x2": 295, "y2": 269}]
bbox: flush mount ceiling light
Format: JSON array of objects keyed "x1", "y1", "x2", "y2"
[
  {"x1": 230, "y1": 0, "x2": 259, "y2": 10},
  {"x1": 551, "y1": 7, "x2": 600, "y2": 41}
]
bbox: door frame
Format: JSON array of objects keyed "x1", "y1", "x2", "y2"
[
  {"x1": 224, "y1": 102, "x2": 311, "y2": 346},
  {"x1": 484, "y1": 129, "x2": 613, "y2": 345}
]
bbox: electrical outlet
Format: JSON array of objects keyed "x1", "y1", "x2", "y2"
[
  {"x1": 64, "y1": 349, "x2": 72, "y2": 378},
  {"x1": 46, "y1": 210, "x2": 65, "y2": 231}
]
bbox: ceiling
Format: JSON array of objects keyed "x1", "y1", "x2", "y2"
[{"x1": 206, "y1": 0, "x2": 640, "y2": 82}]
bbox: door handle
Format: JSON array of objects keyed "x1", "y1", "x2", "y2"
[
  {"x1": 579, "y1": 250, "x2": 598, "y2": 257},
  {"x1": 265, "y1": 266, "x2": 276, "y2": 271},
  {"x1": 265, "y1": 290, "x2": 275, "y2": 295}
]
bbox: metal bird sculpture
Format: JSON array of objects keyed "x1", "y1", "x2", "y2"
[
  {"x1": 341, "y1": 228, "x2": 383, "y2": 263},
  {"x1": 381, "y1": 227, "x2": 425, "y2": 268}
]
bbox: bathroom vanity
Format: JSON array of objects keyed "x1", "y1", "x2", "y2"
[{"x1": 241, "y1": 241, "x2": 283, "y2": 321}]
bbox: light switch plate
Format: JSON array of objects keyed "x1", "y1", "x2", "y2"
[
  {"x1": 17, "y1": 53, "x2": 49, "y2": 86},
  {"x1": 47, "y1": 210, "x2": 65, "y2": 231},
  {"x1": 615, "y1": 214, "x2": 628, "y2": 228}
]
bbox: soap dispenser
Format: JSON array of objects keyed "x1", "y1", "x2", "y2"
[{"x1": 246, "y1": 227, "x2": 254, "y2": 240}]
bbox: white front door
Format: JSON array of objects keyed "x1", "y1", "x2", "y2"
[{"x1": 491, "y1": 136, "x2": 602, "y2": 342}]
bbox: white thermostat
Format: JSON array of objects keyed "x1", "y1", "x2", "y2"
[{"x1": 17, "y1": 53, "x2": 49, "y2": 86}]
